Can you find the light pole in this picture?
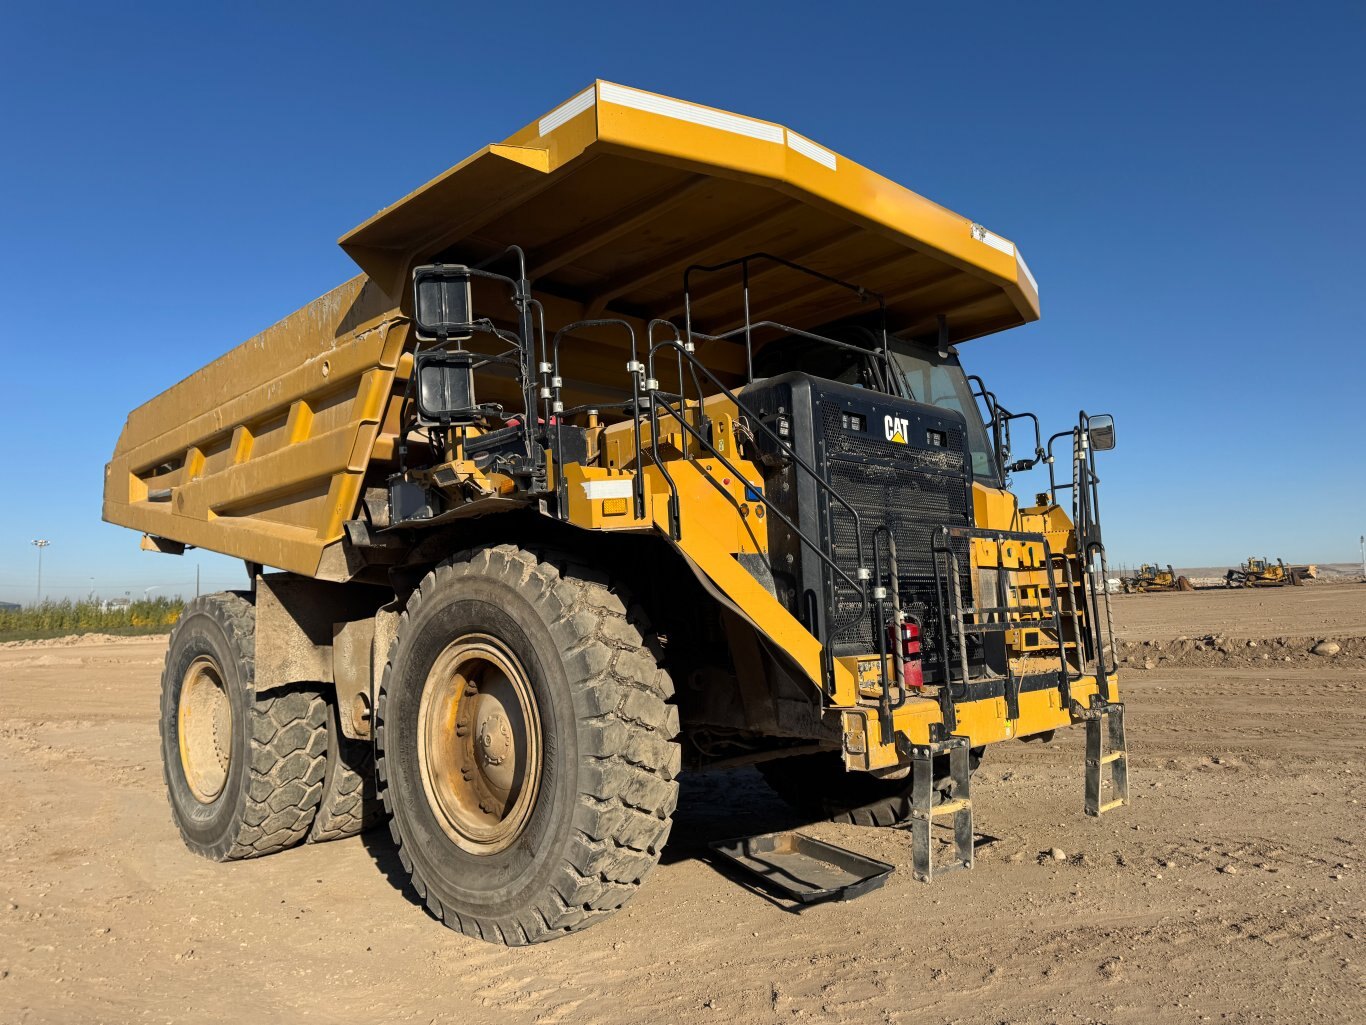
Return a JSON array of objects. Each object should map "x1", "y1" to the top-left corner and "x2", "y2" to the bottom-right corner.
[
  {"x1": 30, "y1": 539, "x2": 50, "y2": 603},
  {"x1": 1360, "y1": 534, "x2": 1365, "y2": 580}
]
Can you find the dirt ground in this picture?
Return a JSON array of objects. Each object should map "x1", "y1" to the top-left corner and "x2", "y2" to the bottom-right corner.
[{"x1": 2, "y1": 585, "x2": 1362, "y2": 1024}]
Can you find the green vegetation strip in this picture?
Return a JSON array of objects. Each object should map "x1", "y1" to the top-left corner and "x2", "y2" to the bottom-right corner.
[{"x1": 0, "y1": 597, "x2": 182, "y2": 643}]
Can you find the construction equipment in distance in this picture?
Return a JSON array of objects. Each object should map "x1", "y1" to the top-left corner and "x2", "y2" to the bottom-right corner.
[
  {"x1": 1122, "y1": 564, "x2": 1194, "y2": 593},
  {"x1": 1226, "y1": 557, "x2": 1304, "y2": 587},
  {"x1": 103, "y1": 81, "x2": 1127, "y2": 945}
]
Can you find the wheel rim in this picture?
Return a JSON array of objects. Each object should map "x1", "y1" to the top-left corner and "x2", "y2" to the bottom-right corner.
[
  {"x1": 417, "y1": 634, "x2": 543, "y2": 855},
  {"x1": 178, "y1": 655, "x2": 233, "y2": 803}
]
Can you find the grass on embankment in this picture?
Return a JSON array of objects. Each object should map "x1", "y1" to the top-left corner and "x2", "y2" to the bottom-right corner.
[{"x1": 0, "y1": 597, "x2": 182, "y2": 643}]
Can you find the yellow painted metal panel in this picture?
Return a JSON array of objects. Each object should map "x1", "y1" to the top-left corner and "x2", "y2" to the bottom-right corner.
[
  {"x1": 102, "y1": 276, "x2": 407, "y2": 577},
  {"x1": 339, "y1": 81, "x2": 1038, "y2": 344}
]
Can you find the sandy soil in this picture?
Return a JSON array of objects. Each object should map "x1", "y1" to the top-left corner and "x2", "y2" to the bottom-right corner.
[{"x1": 1, "y1": 586, "x2": 1362, "y2": 1024}]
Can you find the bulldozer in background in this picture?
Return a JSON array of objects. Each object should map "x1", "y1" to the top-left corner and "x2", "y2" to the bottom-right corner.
[
  {"x1": 102, "y1": 82, "x2": 1128, "y2": 944},
  {"x1": 1122, "y1": 563, "x2": 1194, "y2": 593},
  {"x1": 1226, "y1": 557, "x2": 1304, "y2": 587}
]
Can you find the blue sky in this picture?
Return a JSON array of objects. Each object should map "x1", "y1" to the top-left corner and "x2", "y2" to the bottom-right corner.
[{"x1": 1, "y1": 2, "x2": 1363, "y2": 602}]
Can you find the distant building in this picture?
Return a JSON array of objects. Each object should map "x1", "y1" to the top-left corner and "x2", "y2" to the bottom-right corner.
[
  {"x1": 101, "y1": 598, "x2": 132, "y2": 613},
  {"x1": 0, "y1": 601, "x2": 19, "y2": 612}
]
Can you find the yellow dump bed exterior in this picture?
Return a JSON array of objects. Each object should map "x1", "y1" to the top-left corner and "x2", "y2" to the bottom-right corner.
[
  {"x1": 343, "y1": 80, "x2": 1039, "y2": 344},
  {"x1": 105, "y1": 81, "x2": 1040, "y2": 577},
  {"x1": 103, "y1": 278, "x2": 406, "y2": 576}
]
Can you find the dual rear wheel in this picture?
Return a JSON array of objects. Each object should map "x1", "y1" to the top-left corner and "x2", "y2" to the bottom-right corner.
[
  {"x1": 160, "y1": 593, "x2": 380, "y2": 860},
  {"x1": 159, "y1": 547, "x2": 681, "y2": 946}
]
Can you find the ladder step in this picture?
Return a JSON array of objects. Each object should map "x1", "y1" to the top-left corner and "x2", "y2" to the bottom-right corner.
[
  {"x1": 1083, "y1": 700, "x2": 1130, "y2": 818},
  {"x1": 907, "y1": 735, "x2": 974, "y2": 882},
  {"x1": 930, "y1": 797, "x2": 970, "y2": 818}
]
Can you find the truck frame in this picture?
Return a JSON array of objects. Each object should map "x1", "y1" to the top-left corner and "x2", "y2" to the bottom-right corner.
[{"x1": 105, "y1": 81, "x2": 1126, "y2": 944}]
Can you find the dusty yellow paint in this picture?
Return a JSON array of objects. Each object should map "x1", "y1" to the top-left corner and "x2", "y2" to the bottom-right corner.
[
  {"x1": 102, "y1": 277, "x2": 408, "y2": 577},
  {"x1": 845, "y1": 673, "x2": 1119, "y2": 771},
  {"x1": 341, "y1": 81, "x2": 1038, "y2": 346}
]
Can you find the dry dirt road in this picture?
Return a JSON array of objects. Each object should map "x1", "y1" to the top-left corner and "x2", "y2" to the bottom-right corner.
[{"x1": 2, "y1": 586, "x2": 1363, "y2": 1024}]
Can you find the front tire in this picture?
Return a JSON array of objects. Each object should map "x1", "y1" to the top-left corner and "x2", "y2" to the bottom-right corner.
[
  {"x1": 375, "y1": 545, "x2": 680, "y2": 945},
  {"x1": 159, "y1": 592, "x2": 328, "y2": 861}
]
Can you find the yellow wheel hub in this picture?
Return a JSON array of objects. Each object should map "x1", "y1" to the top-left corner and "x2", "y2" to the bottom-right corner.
[
  {"x1": 178, "y1": 655, "x2": 233, "y2": 804},
  {"x1": 417, "y1": 635, "x2": 542, "y2": 855}
]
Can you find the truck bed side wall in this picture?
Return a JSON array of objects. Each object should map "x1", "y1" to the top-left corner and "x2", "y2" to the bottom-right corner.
[{"x1": 102, "y1": 276, "x2": 409, "y2": 577}]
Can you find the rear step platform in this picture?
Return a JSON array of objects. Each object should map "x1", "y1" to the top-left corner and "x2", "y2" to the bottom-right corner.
[
  {"x1": 1079, "y1": 699, "x2": 1130, "y2": 816},
  {"x1": 709, "y1": 831, "x2": 894, "y2": 904},
  {"x1": 906, "y1": 734, "x2": 975, "y2": 883}
]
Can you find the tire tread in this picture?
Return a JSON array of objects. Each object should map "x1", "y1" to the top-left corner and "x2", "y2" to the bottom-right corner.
[
  {"x1": 374, "y1": 544, "x2": 679, "y2": 945},
  {"x1": 160, "y1": 592, "x2": 327, "y2": 861}
]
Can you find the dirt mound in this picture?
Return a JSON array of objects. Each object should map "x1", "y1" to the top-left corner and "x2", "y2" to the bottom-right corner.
[
  {"x1": 1116, "y1": 633, "x2": 1366, "y2": 670},
  {"x1": 0, "y1": 632, "x2": 161, "y2": 650}
]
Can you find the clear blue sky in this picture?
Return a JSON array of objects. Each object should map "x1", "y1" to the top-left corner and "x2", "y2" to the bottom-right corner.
[{"x1": 2, "y1": 2, "x2": 1363, "y2": 602}]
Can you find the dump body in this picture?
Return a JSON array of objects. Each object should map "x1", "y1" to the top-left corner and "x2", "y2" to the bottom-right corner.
[
  {"x1": 106, "y1": 81, "x2": 1040, "y2": 577},
  {"x1": 103, "y1": 278, "x2": 406, "y2": 577}
]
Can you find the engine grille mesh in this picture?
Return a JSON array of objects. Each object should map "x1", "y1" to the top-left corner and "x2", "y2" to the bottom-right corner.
[{"x1": 820, "y1": 403, "x2": 972, "y2": 661}]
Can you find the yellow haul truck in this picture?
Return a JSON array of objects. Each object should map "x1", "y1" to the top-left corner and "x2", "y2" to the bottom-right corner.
[{"x1": 104, "y1": 82, "x2": 1127, "y2": 944}]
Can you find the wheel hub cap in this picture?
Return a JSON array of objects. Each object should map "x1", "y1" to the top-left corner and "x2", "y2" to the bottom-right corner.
[
  {"x1": 178, "y1": 656, "x2": 233, "y2": 804},
  {"x1": 417, "y1": 635, "x2": 542, "y2": 855}
]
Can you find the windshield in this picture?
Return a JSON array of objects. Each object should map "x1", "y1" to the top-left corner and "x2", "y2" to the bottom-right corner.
[
  {"x1": 751, "y1": 328, "x2": 999, "y2": 482},
  {"x1": 888, "y1": 342, "x2": 998, "y2": 481}
]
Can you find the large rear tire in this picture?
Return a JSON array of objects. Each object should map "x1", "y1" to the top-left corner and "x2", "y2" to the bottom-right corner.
[
  {"x1": 159, "y1": 592, "x2": 328, "y2": 861},
  {"x1": 308, "y1": 698, "x2": 382, "y2": 843},
  {"x1": 375, "y1": 545, "x2": 680, "y2": 945},
  {"x1": 758, "y1": 748, "x2": 981, "y2": 827}
]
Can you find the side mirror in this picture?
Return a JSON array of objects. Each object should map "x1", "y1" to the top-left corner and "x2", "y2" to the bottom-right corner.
[
  {"x1": 412, "y1": 264, "x2": 474, "y2": 341},
  {"x1": 414, "y1": 349, "x2": 478, "y2": 424},
  {"x1": 1088, "y1": 413, "x2": 1116, "y2": 451}
]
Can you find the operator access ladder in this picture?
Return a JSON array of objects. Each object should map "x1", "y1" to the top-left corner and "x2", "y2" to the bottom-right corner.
[
  {"x1": 903, "y1": 704, "x2": 1129, "y2": 883},
  {"x1": 1078, "y1": 696, "x2": 1129, "y2": 817},
  {"x1": 903, "y1": 733, "x2": 974, "y2": 883}
]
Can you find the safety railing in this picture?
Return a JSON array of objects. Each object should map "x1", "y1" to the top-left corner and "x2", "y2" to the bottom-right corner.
[
  {"x1": 930, "y1": 525, "x2": 1083, "y2": 732},
  {"x1": 642, "y1": 337, "x2": 882, "y2": 695},
  {"x1": 1046, "y1": 412, "x2": 1117, "y2": 699}
]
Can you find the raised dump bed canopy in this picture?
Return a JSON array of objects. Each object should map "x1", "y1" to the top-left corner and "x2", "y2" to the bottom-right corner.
[{"x1": 341, "y1": 81, "x2": 1039, "y2": 345}]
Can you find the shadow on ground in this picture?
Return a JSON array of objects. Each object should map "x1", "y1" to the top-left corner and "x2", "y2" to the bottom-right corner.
[{"x1": 357, "y1": 766, "x2": 809, "y2": 919}]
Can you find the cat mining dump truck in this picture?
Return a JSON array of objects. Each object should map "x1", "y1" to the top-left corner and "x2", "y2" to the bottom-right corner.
[{"x1": 104, "y1": 81, "x2": 1127, "y2": 944}]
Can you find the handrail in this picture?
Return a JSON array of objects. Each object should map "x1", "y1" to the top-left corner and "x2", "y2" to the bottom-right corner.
[
  {"x1": 931, "y1": 525, "x2": 1079, "y2": 724},
  {"x1": 644, "y1": 338, "x2": 875, "y2": 666},
  {"x1": 870, "y1": 525, "x2": 907, "y2": 743},
  {"x1": 687, "y1": 320, "x2": 896, "y2": 394},
  {"x1": 1039, "y1": 412, "x2": 1117, "y2": 689},
  {"x1": 548, "y1": 318, "x2": 647, "y2": 519},
  {"x1": 681, "y1": 252, "x2": 892, "y2": 387}
]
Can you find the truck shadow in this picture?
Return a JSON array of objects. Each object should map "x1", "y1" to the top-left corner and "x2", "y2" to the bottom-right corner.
[
  {"x1": 355, "y1": 766, "x2": 813, "y2": 916},
  {"x1": 661, "y1": 767, "x2": 807, "y2": 864}
]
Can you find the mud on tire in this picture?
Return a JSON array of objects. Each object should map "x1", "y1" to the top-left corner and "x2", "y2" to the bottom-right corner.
[
  {"x1": 159, "y1": 592, "x2": 327, "y2": 860},
  {"x1": 375, "y1": 544, "x2": 680, "y2": 945}
]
